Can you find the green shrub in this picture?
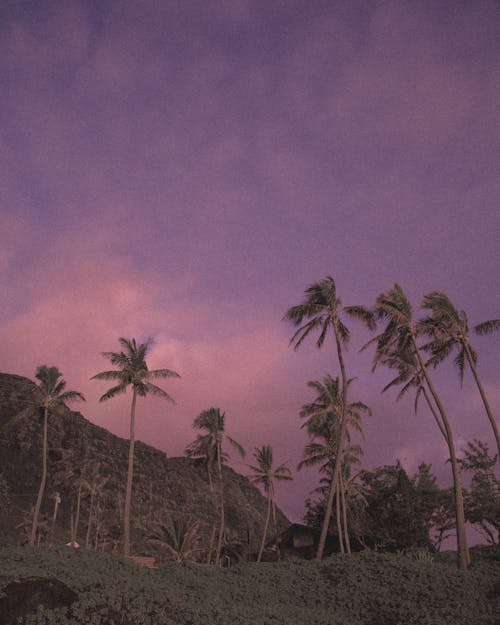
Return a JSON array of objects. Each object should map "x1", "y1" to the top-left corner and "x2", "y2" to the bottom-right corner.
[{"x1": 0, "y1": 545, "x2": 498, "y2": 624}]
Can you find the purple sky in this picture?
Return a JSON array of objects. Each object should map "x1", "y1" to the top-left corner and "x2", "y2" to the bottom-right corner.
[{"x1": 1, "y1": 1, "x2": 499, "y2": 535}]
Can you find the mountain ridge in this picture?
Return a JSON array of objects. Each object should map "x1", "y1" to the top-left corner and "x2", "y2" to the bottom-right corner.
[{"x1": 0, "y1": 372, "x2": 288, "y2": 557}]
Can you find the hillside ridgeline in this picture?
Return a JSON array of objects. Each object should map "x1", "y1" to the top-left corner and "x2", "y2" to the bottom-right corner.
[{"x1": 0, "y1": 373, "x2": 288, "y2": 558}]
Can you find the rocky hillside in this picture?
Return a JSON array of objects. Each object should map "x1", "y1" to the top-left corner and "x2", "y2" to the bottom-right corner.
[{"x1": 0, "y1": 373, "x2": 288, "y2": 558}]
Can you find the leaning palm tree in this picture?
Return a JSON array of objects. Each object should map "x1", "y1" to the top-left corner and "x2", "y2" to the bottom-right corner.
[
  {"x1": 248, "y1": 445, "x2": 292, "y2": 562},
  {"x1": 30, "y1": 365, "x2": 85, "y2": 546},
  {"x1": 299, "y1": 375, "x2": 369, "y2": 554},
  {"x1": 366, "y1": 284, "x2": 469, "y2": 570},
  {"x1": 186, "y1": 408, "x2": 244, "y2": 565},
  {"x1": 284, "y1": 276, "x2": 374, "y2": 559},
  {"x1": 379, "y1": 348, "x2": 449, "y2": 443},
  {"x1": 91, "y1": 337, "x2": 180, "y2": 556},
  {"x1": 420, "y1": 291, "x2": 500, "y2": 459}
]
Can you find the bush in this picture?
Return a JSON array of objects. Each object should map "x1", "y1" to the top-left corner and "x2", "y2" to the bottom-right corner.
[{"x1": 0, "y1": 545, "x2": 498, "y2": 624}]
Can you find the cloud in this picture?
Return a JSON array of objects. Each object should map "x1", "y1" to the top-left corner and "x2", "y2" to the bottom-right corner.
[{"x1": 1, "y1": 0, "x2": 499, "y2": 524}]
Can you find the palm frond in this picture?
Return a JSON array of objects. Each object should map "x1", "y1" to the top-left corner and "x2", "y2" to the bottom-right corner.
[
  {"x1": 226, "y1": 436, "x2": 245, "y2": 458},
  {"x1": 337, "y1": 320, "x2": 350, "y2": 348},
  {"x1": 289, "y1": 317, "x2": 323, "y2": 350},
  {"x1": 59, "y1": 390, "x2": 86, "y2": 403},
  {"x1": 98, "y1": 384, "x2": 128, "y2": 402},
  {"x1": 144, "y1": 383, "x2": 176, "y2": 403},
  {"x1": 316, "y1": 318, "x2": 330, "y2": 348},
  {"x1": 453, "y1": 348, "x2": 466, "y2": 386},
  {"x1": 90, "y1": 370, "x2": 125, "y2": 381},
  {"x1": 474, "y1": 319, "x2": 500, "y2": 335},
  {"x1": 149, "y1": 368, "x2": 181, "y2": 379},
  {"x1": 343, "y1": 305, "x2": 376, "y2": 331}
]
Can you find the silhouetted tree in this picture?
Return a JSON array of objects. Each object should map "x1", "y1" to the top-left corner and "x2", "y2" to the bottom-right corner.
[
  {"x1": 364, "y1": 285, "x2": 468, "y2": 569},
  {"x1": 284, "y1": 276, "x2": 374, "y2": 559},
  {"x1": 186, "y1": 407, "x2": 244, "y2": 565},
  {"x1": 91, "y1": 338, "x2": 179, "y2": 556},
  {"x1": 420, "y1": 291, "x2": 500, "y2": 459},
  {"x1": 30, "y1": 366, "x2": 85, "y2": 546},
  {"x1": 248, "y1": 445, "x2": 291, "y2": 562}
]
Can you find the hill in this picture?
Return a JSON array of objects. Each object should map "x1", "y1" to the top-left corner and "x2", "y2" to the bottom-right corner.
[{"x1": 0, "y1": 373, "x2": 288, "y2": 558}]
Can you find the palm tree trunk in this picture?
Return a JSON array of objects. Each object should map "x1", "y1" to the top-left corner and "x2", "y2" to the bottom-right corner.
[
  {"x1": 73, "y1": 483, "x2": 82, "y2": 544},
  {"x1": 206, "y1": 464, "x2": 216, "y2": 564},
  {"x1": 413, "y1": 338, "x2": 469, "y2": 570},
  {"x1": 30, "y1": 406, "x2": 48, "y2": 547},
  {"x1": 86, "y1": 489, "x2": 95, "y2": 548},
  {"x1": 317, "y1": 319, "x2": 348, "y2": 560},
  {"x1": 339, "y1": 472, "x2": 351, "y2": 554},
  {"x1": 463, "y1": 342, "x2": 500, "y2": 460},
  {"x1": 335, "y1": 477, "x2": 344, "y2": 554},
  {"x1": 206, "y1": 524, "x2": 216, "y2": 564},
  {"x1": 422, "y1": 387, "x2": 448, "y2": 442},
  {"x1": 215, "y1": 441, "x2": 224, "y2": 566},
  {"x1": 124, "y1": 388, "x2": 137, "y2": 556},
  {"x1": 94, "y1": 501, "x2": 101, "y2": 550},
  {"x1": 257, "y1": 491, "x2": 272, "y2": 562},
  {"x1": 50, "y1": 492, "x2": 60, "y2": 545}
]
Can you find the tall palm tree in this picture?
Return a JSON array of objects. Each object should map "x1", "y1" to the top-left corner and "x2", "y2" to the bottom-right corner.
[
  {"x1": 420, "y1": 291, "x2": 500, "y2": 459},
  {"x1": 30, "y1": 365, "x2": 85, "y2": 546},
  {"x1": 186, "y1": 408, "x2": 244, "y2": 565},
  {"x1": 298, "y1": 375, "x2": 369, "y2": 554},
  {"x1": 91, "y1": 337, "x2": 180, "y2": 556},
  {"x1": 366, "y1": 284, "x2": 469, "y2": 569},
  {"x1": 284, "y1": 276, "x2": 374, "y2": 559},
  {"x1": 248, "y1": 445, "x2": 292, "y2": 562}
]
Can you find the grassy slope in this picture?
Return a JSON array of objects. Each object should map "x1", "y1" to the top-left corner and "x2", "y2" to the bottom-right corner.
[{"x1": 1, "y1": 546, "x2": 499, "y2": 625}]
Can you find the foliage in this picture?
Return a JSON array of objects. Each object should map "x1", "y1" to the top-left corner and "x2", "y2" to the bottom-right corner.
[
  {"x1": 305, "y1": 462, "x2": 453, "y2": 553},
  {"x1": 0, "y1": 545, "x2": 498, "y2": 624},
  {"x1": 459, "y1": 440, "x2": 500, "y2": 545},
  {"x1": 143, "y1": 513, "x2": 203, "y2": 563}
]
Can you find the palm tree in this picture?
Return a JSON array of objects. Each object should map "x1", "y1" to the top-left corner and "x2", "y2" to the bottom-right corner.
[
  {"x1": 379, "y1": 349, "x2": 448, "y2": 443},
  {"x1": 71, "y1": 474, "x2": 89, "y2": 546},
  {"x1": 284, "y1": 276, "x2": 374, "y2": 559},
  {"x1": 420, "y1": 291, "x2": 500, "y2": 459},
  {"x1": 30, "y1": 366, "x2": 85, "y2": 546},
  {"x1": 85, "y1": 465, "x2": 108, "y2": 549},
  {"x1": 185, "y1": 424, "x2": 226, "y2": 563},
  {"x1": 308, "y1": 447, "x2": 365, "y2": 553},
  {"x1": 186, "y1": 408, "x2": 244, "y2": 565},
  {"x1": 298, "y1": 375, "x2": 369, "y2": 554},
  {"x1": 91, "y1": 337, "x2": 180, "y2": 556},
  {"x1": 49, "y1": 491, "x2": 61, "y2": 545},
  {"x1": 366, "y1": 284, "x2": 469, "y2": 569},
  {"x1": 248, "y1": 445, "x2": 292, "y2": 562},
  {"x1": 145, "y1": 514, "x2": 203, "y2": 563}
]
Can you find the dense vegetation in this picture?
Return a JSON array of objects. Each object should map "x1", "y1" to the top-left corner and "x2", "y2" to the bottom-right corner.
[{"x1": 0, "y1": 545, "x2": 498, "y2": 625}]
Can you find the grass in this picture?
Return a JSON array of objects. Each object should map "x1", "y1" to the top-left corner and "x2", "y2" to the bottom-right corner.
[{"x1": 0, "y1": 545, "x2": 498, "y2": 625}]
